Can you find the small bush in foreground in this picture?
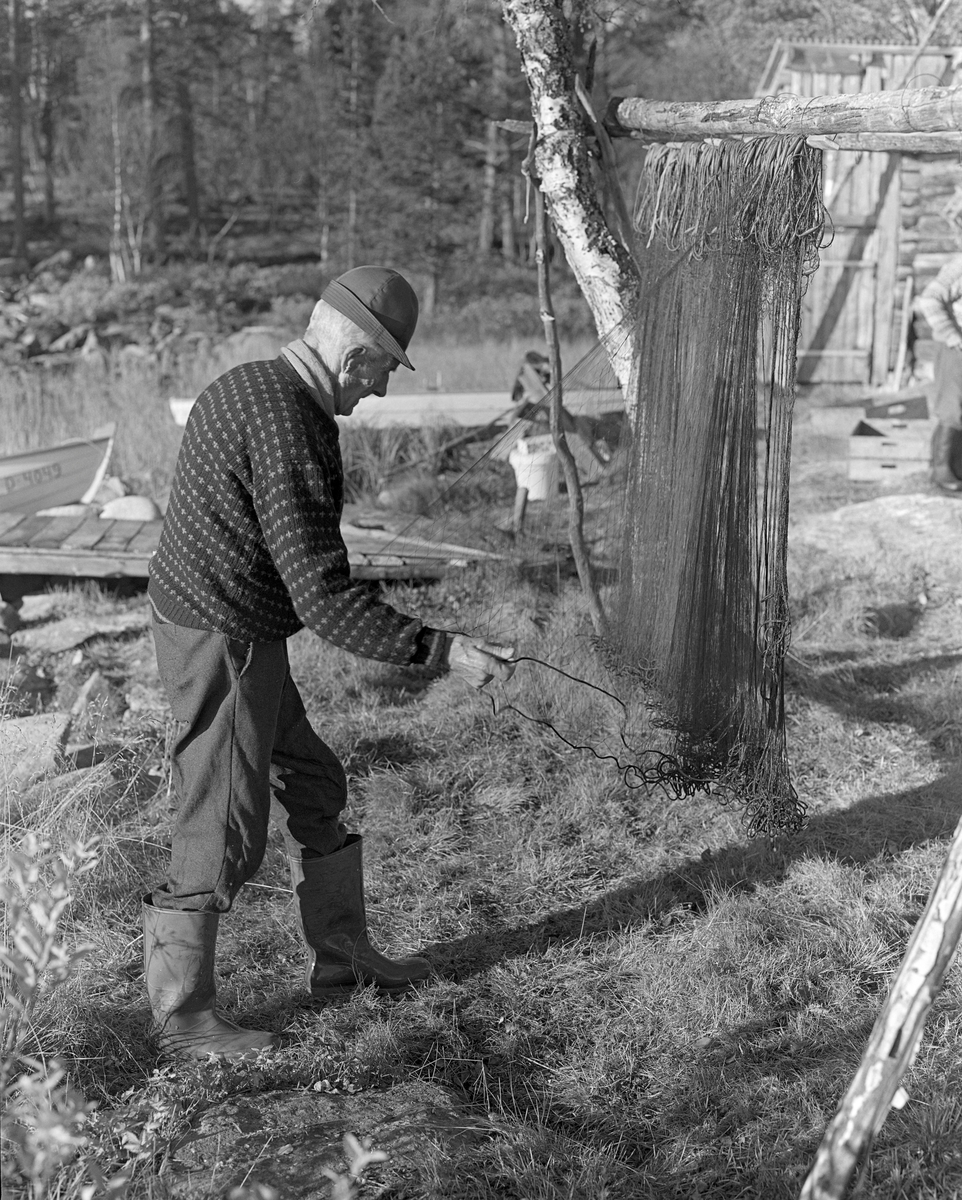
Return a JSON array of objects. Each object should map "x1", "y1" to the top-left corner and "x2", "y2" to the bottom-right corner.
[{"x1": 0, "y1": 835, "x2": 109, "y2": 1199}]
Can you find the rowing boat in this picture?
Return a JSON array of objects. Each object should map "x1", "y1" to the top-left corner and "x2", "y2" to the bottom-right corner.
[{"x1": 0, "y1": 425, "x2": 116, "y2": 515}]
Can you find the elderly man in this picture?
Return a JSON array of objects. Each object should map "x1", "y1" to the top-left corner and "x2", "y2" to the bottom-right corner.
[
  {"x1": 145, "y1": 266, "x2": 513, "y2": 1059},
  {"x1": 917, "y1": 252, "x2": 962, "y2": 494}
]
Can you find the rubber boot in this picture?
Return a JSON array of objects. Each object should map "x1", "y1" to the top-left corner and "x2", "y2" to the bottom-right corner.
[
  {"x1": 290, "y1": 835, "x2": 431, "y2": 999},
  {"x1": 142, "y1": 898, "x2": 276, "y2": 1059},
  {"x1": 931, "y1": 423, "x2": 962, "y2": 494}
]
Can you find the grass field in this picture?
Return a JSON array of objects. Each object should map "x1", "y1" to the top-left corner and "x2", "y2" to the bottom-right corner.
[
  {"x1": 2, "y1": 353, "x2": 961, "y2": 1199},
  {"x1": 0, "y1": 333, "x2": 593, "y2": 506}
]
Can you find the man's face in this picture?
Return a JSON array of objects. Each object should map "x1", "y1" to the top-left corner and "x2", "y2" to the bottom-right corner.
[{"x1": 336, "y1": 346, "x2": 399, "y2": 416}]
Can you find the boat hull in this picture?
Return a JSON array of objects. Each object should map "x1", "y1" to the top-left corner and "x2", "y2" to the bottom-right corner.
[{"x1": 0, "y1": 428, "x2": 115, "y2": 515}]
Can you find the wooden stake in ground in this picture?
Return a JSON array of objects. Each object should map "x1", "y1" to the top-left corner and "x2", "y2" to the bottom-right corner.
[
  {"x1": 800, "y1": 811, "x2": 962, "y2": 1200},
  {"x1": 534, "y1": 186, "x2": 608, "y2": 641}
]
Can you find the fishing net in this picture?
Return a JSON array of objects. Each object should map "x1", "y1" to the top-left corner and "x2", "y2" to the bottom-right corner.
[{"x1": 364, "y1": 135, "x2": 825, "y2": 838}]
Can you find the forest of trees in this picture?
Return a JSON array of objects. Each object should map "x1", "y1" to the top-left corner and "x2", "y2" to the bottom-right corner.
[{"x1": 2, "y1": 0, "x2": 960, "y2": 306}]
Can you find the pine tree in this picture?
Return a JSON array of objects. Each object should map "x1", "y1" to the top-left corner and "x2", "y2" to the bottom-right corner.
[{"x1": 370, "y1": 6, "x2": 488, "y2": 308}]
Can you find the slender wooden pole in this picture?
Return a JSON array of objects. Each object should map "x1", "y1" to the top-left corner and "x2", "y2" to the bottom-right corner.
[
  {"x1": 535, "y1": 187, "x2": 609, "y2": 641},
  {"x1": 607, "y1": 85, "x2": 962, "y2": 141},
  {"x1": 889, "y1": 275, "x2": 914, "y2": 391},
  {"x1": 888, "y1": 0, "x2": 957, "y2": 92},
  {"x1": 140, "y1": 0, "x2": 165, "y2": 260},
  {"x1": 502, "y1": 126, "x2": 962, "y2": 155},
  {"x1": 806, "y1": 132, "x2": 962, "y2": 153},
  {"x1": 9, "y1": 0, "x2": 28, "y2": 268},
  {"x1": 800, "y1": 811, "x2": 962, "y2": 1200},
  {"x1": 511, "y1": 486, "x2": 528, "y2": 537}
]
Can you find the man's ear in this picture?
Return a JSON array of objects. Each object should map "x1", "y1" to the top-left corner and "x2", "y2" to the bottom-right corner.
[{"x1": 341, "y1": 344, "x2": 369, "y2": 373}]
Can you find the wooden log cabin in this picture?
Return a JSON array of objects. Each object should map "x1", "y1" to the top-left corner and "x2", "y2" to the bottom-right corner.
[{"x1": 756, "y1": 40, "x2": 962, "y2": 388}]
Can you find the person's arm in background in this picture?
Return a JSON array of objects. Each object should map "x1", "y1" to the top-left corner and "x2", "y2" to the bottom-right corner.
[{"x1": 916, "y1": 255, "x2": 962, "y2": 349}]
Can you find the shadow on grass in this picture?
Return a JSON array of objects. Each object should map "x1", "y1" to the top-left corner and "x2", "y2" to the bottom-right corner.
[
  {"x1": 790, "y1": 647, "x2": 962, "y2": 694},
  {"x1": 425, "y1": 766, "x2": 962, "y2": 981},
  {"x1": 788, "y1": 651, "x2": 962, "y2": 756},
  {"x1": 789, "y1": 651, "x2": 962, "y2": 699},
  {"x1": 356, "y1": 664, "x2": 441, "y2": 705},
  {"x1": 342, "y1": 732, "x2": 429, "y2": 776}
]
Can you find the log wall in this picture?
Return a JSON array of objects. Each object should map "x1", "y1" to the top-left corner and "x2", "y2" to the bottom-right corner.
[{"x1": 758, "y1": 41, "x2": 962, "y2": 387}]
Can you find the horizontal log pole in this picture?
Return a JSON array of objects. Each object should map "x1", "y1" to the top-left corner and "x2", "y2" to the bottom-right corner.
[
  {"x1": 606, "y1": 86, "x2": 962, "y2": 140},
  {"x1": 762, "y1": 40, "x2": 962, "y2": 54},
  {"x1": 806, "y1": 132, "x2": 962, "y2": 153},
  {"x1": 503, "y1": 117, "x2": 961, "y2": 154}
]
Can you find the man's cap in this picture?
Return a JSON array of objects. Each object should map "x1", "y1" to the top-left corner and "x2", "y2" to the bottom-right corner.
[{"x1": 321, "y1": 266, "x2": 418, "y2": 370}]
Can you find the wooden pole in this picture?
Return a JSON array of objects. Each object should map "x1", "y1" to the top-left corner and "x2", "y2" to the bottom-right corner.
[
  {"x1": 806, "y1": 132, "x2": 962, "y2": 154},
  {"x1": 503, "y1": 126, "x2": 962, "y2": 155},
  {"x1": 8, "y1": 0, "x2": 28, "y2": 268},
  {"x1": 511, "y1": 486, "x2": 528, "y2": 537},
  {"x1": 607, "y1": 85, "x2": 962, "y2": 141},
  {"x1": 140, "y1": 0, "x2": 165, "y2": 260},
  {"x1": 888, "y1": 275, "x2": 914, "y2": 392},
  {"x1": 534, "y1": 187, "x2": 609, "y2": 641},
  {"x1": 800, "y1": 811, "x2": 962, "y2": 1200},
  {"x1": 888, "y1": 0, "x2": 957, "y2": 92}
]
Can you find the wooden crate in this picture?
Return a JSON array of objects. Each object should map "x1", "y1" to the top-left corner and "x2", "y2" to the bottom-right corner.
[{"x1": 847, "y1": 417, "x2": 934, "y2": 481}]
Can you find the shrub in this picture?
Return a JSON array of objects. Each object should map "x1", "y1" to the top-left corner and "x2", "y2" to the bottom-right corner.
[{"x1": 1, "y1": 835, "x2": 104, "y2": 1199}]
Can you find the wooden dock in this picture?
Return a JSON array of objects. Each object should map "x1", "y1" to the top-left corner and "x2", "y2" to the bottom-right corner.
[{"x1": 0, "y1": 511, "x2": 499, "y2": 601}]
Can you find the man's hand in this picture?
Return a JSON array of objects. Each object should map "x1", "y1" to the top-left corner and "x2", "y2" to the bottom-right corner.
[{"x1": 446, "y1": 634, "x2": 516, "y2": 689}]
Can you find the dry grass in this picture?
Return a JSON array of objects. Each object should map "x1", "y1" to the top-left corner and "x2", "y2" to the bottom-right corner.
[
  {"x1": 0, "y1": 334, "x2": 586, "y2": 510},
  {"x1": 2, "y1": 375, "x2": 962, "y2": 1198},
  {"x1": 387, "y1": 335, "x2": 596, "y2": 395},
  {"x1": 0, "y1": 359, "x2": 184, "y2": 503}
]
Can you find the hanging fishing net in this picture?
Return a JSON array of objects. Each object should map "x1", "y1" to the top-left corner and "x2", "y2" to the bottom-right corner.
[{"x1": 361, "y1": 135, "x2": 825, "y2": 839}]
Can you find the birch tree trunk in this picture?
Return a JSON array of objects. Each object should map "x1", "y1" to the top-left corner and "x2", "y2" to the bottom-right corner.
[
  {"x1": 501, "y1": 186, "x2": 516, "y2": 262},
  {"x1": 33, "y1": 0, "x2": 57, "y2": 228},
  {"x1": 345, "y1": 0, "x2": 361, "y2": 272},
  {"x1": 175, "y1": 78, "x2": 201, "y2": 252},
  {"x1": 478, "y1": 119, "x2": 500, "y2": 255},
  {"x1": 141, "y1": 0, "x2": 165, "y2": 262},
  {"x1": 499, "y1": 0, "x2": 638, "y2": 394},
  {"x1": 9, "y1": 0, "x2": 28, "y2": 268},
  {"x1": 110, "y1": 95, "x2": 128, "y2": 284},
  {"x1": 481, "y1": 17, "x2": 513, "y2": 259}
]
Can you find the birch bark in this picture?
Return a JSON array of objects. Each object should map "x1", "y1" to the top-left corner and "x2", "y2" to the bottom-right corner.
[
  {"x1": 499, "y1": 0, "x2": 639, "y2": 398},
  {"x1": 609, "y1": 86, "x2": 962, "y2": 141}
]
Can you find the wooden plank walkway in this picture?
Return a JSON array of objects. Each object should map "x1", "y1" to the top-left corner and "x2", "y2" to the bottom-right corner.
[{"x1": 0, "y1": 512, "x2": 498, "y2": 590}]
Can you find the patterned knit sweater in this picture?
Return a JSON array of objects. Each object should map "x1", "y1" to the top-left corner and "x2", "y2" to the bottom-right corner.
[
  {"x1": 148, "y1": 356, "x2": 450, "y2": 669},
  {"x1": 917, "y1": 254, "x2": 962, "y2": 348}
]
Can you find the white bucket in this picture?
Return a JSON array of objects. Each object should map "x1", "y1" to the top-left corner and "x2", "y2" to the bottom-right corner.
[
  {"x1": 169, "y1": 397, "x2": 196, "y2": 427},
  {"x1": 508, "y1": 435, "x2": 559, "y2": 501}
]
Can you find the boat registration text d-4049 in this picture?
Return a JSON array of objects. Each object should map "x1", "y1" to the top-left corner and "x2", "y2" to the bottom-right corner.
[{"x1": 3, "y1": 462, "x2": 62, "y2": 495}]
